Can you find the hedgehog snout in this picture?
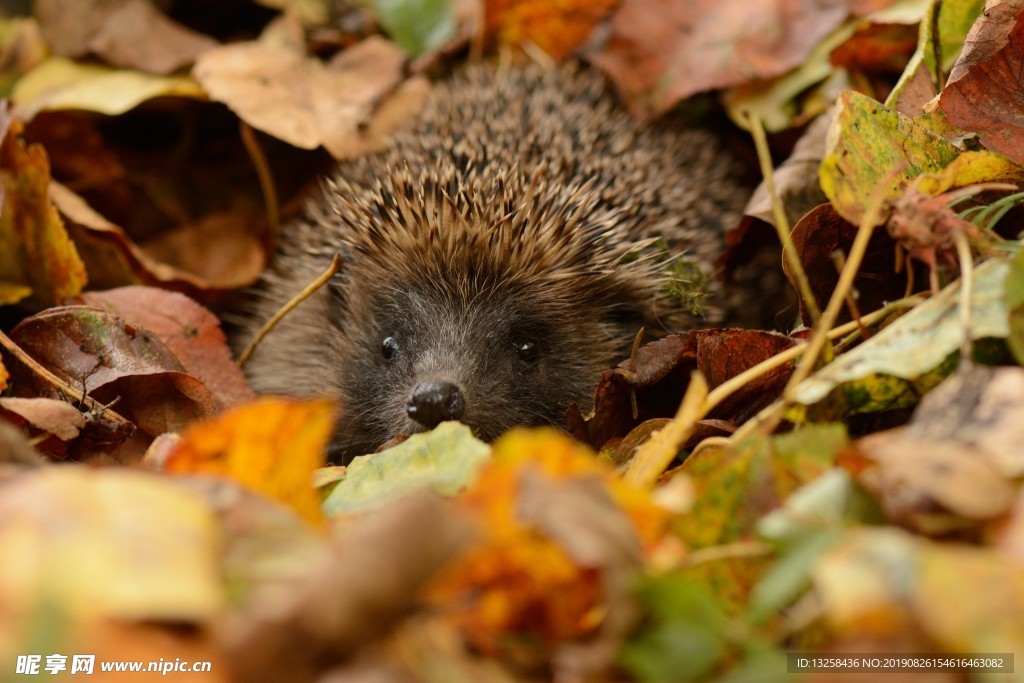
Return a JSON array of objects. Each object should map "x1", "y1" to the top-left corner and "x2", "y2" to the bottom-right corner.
[{"x1": 406, "y1": 379, "x2": 466, "y2": 429}]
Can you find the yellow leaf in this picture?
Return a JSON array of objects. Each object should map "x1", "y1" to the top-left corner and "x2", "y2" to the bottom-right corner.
[
  {"x1": 0, "y1": 117, "x2": 87, "y2": 308},
  {"x1": 164, "y1": 397, "x2": 335, "y2": 527},
  {"x1": 0, "y1": 467, "x2": 221, "y2": 622}
]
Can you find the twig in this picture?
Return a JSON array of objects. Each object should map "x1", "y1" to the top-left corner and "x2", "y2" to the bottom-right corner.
[
  {"x1": 831, "y1": 249, "x2": 870, "y2": 339},
  {"x1": 745, "y1": 112, "x2": 823, "y2": 327},
  {"x1": 953, "y1": 230, "x2": 974, "y2": 362},
  {"x1": 238, "y1": 253, "x2": 343, "y2": 367},
  {"x1": 240, "y1": 121, "x2": 280, "y2": 236},
  {"x1": 781, "y1": 168, "x2": 901, "y2": 407}
]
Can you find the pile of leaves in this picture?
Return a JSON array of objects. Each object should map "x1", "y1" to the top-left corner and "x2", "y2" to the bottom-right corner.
[{"x1": 1, "y1": 0, "x2": 1024, "y2": 681}]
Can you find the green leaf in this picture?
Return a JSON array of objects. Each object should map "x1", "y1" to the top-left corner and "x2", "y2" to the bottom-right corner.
[
  {"x1": 620, "y1": 575, "x2": 729, "y2": 683},
  {"x1": 321, "y1": 421, "x2": 490, "y2": 515},
  {"x1": 373, "y1": 0, "x2": 456, "y2": 57},
  {"x1": 788, "y1": 258, "x2": 1012, "y2": 418},
  {"x1": 1005, "y1": 248, "x2": 1024, "y2": 365}
]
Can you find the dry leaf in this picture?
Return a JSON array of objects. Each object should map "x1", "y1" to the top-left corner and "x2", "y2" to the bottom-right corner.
[
  {"x1": 193, "y1": 36, "x2": 428, "y2": 159},
  {"x1": 163, "y1": 398, "x2": 335, "y2": 527}
]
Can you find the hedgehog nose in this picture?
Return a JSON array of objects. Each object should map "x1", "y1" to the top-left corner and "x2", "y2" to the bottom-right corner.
[{"x1": 407, "y1": 380, "x2": 465, "y2": 428}]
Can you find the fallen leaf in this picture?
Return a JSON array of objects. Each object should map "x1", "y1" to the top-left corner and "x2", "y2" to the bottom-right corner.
[
  {"x1": 86, "y1": 0, "x2": 217, "y2": 75},
  {"x1": 322, "y1": 421, "x2": 491, "y2": 516},
  {"x1": 0, "y1": 396, "x2": 85, "y2": 440},
  {"x1": 138, "y1": 210, "x2": 265, "y2": 290},
  {"x1": 82, "y1": 286, "x2": 255, "y2": 409},
  {"x1": 788, "y1": 258, "x2": 1010, "y2": 417},
  {"x1": 0, "y1": 109, "x2": 87, "y2": 309},
  {"x1": 821, "y1": 90, "x2": 1024, "y2": 229},
  {"x1": 886, "y1": 0, "x2": 984, "y2": 115},
  {"x1": 193, "y1": 36, "x2": 428, "y2": 159},
  {"x1": 787, "y1": 203, "x2": 909, "y2": 323},
  {"x1": 938, "y1": 0, "x2": 1024, "y2": 165},
  {"x1": 11, "y1": 57, "x2": 206, "y2": 119},
  {"x1": 164, "y1": 398, "x2": 335, "y2": 527},
  {"x1": 50, "y1": 181, "x2": 256, "y2": 298},
  {"x1": 591, "y1": 0, "x2": 851, "y2": 119},
  {"x1": 484, "y1": 0, "x2": 617, "y2": 61},
  {"x1": 9, "y1": 305, "x2": 218, "y2": 441},
  {"x1": 223, "y1": 493, "x2": 471, "y2": 683},
  {"x1": 0, "y1": 466, "x2": 222, "y2": 621}
]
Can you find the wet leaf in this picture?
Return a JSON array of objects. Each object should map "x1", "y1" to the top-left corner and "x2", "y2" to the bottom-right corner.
[
  {"x1": 322, "y1": 421, "x2": 490, "y2": 516},
  {"x1": 164, "y1": 398, "x2": 335, "y2": 527}
]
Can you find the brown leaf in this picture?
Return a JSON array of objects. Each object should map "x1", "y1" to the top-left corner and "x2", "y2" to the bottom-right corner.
[
  {"x1": 9, "y1": 305, "x2": 217, "y2": 443},
  {"x1": 570, "y1": 330, "x2": 795, "y2": 452},
  {"x1": 788, "y1": 203, "x2": 910, "y2": 322},
  {"x1": 222, "y1": 494, "x2": 472, "y2": 683},
  {"x1": 0, "y1": 396, "x2": 85, "y2": 440},
  {"x1": 939, "y1": 0, "x2": 1024, "y2": 165},
  {"x1": 590, "y1": 0, "x2": 851, "y2": 119},
  {"x1": 51, "y1": 181, "x2": 262, "y2": 299},
  {"x1": 87, "y1": 0, "x2": 217, "y2": 74},
  {"x1": 34, "y1": 0, "x2": 216, "y2": 74},
  {"x1": 857, "y1": 366, "x2": 1024, "y2": 532},
  {"x1": 193, "y1": 36, "x2": 429, "y2": 159},
  {"x1": 82, "y1": 287, "x2": 254, "y2": 409}
]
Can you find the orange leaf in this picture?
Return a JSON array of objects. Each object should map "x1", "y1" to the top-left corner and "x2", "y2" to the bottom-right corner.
[
  {"x1": 484, "y1": 0, "x2": 618, "y2": 60},
  {"x1": 164, "y1": 398, "x2": 335, "y2": 527}
]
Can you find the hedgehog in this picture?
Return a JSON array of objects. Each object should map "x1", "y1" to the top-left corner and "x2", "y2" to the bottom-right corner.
[{"x1": 240, "y1": 63, "x2": 749, "y2": 461}]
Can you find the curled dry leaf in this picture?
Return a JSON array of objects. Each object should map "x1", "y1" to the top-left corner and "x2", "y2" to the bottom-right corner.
[{"x1": 193, "y1": 36, "x2": 429, "y2": 160}]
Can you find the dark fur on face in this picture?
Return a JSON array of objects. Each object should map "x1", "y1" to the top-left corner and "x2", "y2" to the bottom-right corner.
[{"x1": 239, "y1": 64, "x2": 746, "y2": 461}]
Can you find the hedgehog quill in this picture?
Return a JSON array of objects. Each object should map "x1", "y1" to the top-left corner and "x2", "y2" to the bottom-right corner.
[{"x1": 241, "y1": 64, "x2": 748, "y2": 461}]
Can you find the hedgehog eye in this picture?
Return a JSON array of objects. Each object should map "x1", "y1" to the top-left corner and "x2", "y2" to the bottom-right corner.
[
  {"x1": 514, "y1": 340, "x2": 539, "y2": 363},
  {"x1": 381, "y1": 336, "x2": 399, "y2": 360}
]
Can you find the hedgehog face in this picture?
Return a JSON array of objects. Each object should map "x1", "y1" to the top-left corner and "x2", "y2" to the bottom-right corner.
[{"x1": 326, "y1": 279, "x2": 617, "y2": 462}]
